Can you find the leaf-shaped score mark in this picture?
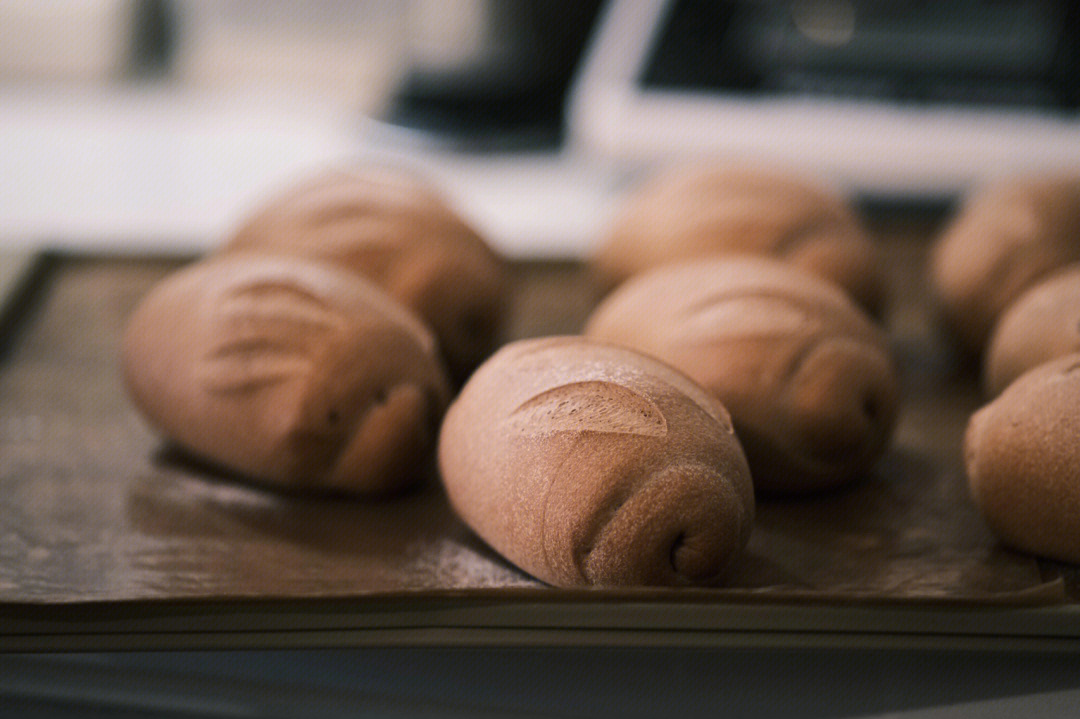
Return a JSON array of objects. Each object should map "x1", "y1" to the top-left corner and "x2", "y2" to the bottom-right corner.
[
  {"x1": 198, "y1": 338, "x2": 314, "y2": 394},
  {"x1": 676, "y1": 291, "x2": 818, "y2": 346},
  {"x1": 197, "y1": 279, "x2": 346, "y2": 395},
  {"x1": 505, "y1": 381, "x2": 668, "y2": 438},
  {"x1": 216, "y1": 280, "x2": 345, "y2": 330}
]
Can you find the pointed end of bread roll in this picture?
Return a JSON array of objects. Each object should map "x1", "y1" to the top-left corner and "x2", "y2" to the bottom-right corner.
[{"x1": 582, "y1": 463, "x2": 751, "y2": 586}]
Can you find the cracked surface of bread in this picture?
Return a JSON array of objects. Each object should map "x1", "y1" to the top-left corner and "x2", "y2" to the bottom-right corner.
[{"x1": 437, "y1": 337, "x2": 754, "y2": 587}]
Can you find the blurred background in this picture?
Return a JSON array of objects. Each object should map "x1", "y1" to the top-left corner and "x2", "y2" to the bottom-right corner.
[{"x1": 1, "y1": 0, "x2": 1078, "y2": 254}]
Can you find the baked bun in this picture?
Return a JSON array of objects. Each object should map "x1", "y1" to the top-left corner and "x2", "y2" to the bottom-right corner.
[
  {"x1": 222, "y1": 167, "x2": 509, "y2": 381},
  {"x1": 123, "y1": 255, "x2": 451, "y2": 495},
  {"x1": 965, "y1": 354, "x2": 1080, "y2": 564},
  {"x1": 438, "y1": 336, "x2": 754, "y2": 587},
  {"x1": 931, "y1": 173, "x2": 1080, "y2": 355},
  {"x1": 984, "y1": 264, "x2": 1080, "y2": 397},
  {"x1": 592, "y1": 163, "x2": 883, "y2": 314},
  {"x1": 585, "y1": 256, "x2": 899, "y2": 493}
]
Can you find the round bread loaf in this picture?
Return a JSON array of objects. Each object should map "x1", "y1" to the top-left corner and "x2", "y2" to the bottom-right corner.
[
  {"x1": 984, "y1": 265, "x2": 1080, "y2": 397},
  {"x1": 438, "y1": 336, "x2": 754, "y2": 587},
  {"x1": 221, "y1": 167, "x2": 509, "y2": 382},
  {"x1": 965, "y1": 354, "x2": 1080, "y2": 564},
  {"x1": 585, "y1": 257, "x2": 899, "y2": 493},
  {"x1": 931, "y1": 173, "x2": 1080, "y2": 355},
  {"x1": 592, "y1": 163, "x2": 883, "y2": 314},
  {"x1": 123, "y1": 255, "x2": 451, "y2": 495}
]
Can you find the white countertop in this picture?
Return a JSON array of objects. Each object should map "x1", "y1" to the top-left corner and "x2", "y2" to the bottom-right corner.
[{"x1": 0, "y1": 85, "x2": 618, "y2": 258}]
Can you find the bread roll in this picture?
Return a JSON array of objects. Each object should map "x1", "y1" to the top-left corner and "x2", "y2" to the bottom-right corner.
[
  {"x1": 222, "y1": 167, "x2": 509, "y2": 381},
  {"x1": 984, "y1": 265, "x2": 1080, "y2": 397},
  {"x1": 931, "y1": 173, "x2": 1080, "y2": 354},
  {"x1": 592, "y1": 163, "x2": 883, "y2": 314},
  {"x1": 965, "y1": 354, "x2": 1080, "y2": 564},
  {"x1": 585, "y1": 257, "x2": 899, "y2": 493},
  {"x1": 438, "y1": 336, "x2": 754, "y2": 587},
  {"x1": 123, "y1": 255, "x2": 451, "y2": 495}
]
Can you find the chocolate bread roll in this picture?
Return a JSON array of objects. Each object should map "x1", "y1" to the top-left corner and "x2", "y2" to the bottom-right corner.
[
  {"x1": 438, "y1": 336, "x2": 754, "y2": 587},
  {"x1": 965, "y1": 354, "x2": 1080, "y2": 564},
  {"x1": 984, "y1": 265, "x2": 1080, "y2": 397},
  {"x1": 123, "y1": 255, "x2": 451, "y2": 495},
  {"x1": 931, "y1": 173, "x2": 1080, "y2": 355},
  {"x1": 592, "y1": 163, "x2": 883, "y2": 314},
  {"x1": 222, "y1": 167, "x2": 509, "y2": 381},
  {"x1": 585, "y1": 257, "x2": 899, "y2": 493}
]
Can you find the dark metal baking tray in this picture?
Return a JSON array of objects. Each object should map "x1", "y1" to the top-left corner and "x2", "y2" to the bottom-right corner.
[{"x1": 2, "y1": 219, "x2": 1079, "y2": 651}]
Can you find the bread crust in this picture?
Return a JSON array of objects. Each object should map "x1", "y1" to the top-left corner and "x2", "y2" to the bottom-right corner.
[
  {"x1": 586, "y1": 256, "x2": 899, "y2": 493},
  {"x1": 122, "y1": 255, "x2": 451, "y2": 495},
  {"x1": 221, "y1": 167, "x2": 509, "y2": 381},
  {"x1": 984, "y1": 264, "x2": 1080, "y2": 397},
  {"x1": 965, "y1": 354, "x2": 1080, "y2": 564},
  {"x1": 592, "y1": 163, "x2": 883, "y2": 314},
  {"x1": 438, "y1": 336, "x2": 754, "y2": 587},
  {"x1": 931, "y1": 174, "x2": 1080, "y2": 355}
]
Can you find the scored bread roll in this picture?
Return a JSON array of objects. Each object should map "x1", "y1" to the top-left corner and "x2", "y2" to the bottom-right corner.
[
  {"x1": 221, "y1": 166, "x2": 509, "y2": 382},
  {"x1": 984, "y1": 265, "x2": 1080, "y2": 397},
  {"x1": 931, "y1": 173, "x2": 1080, "y2": 355},
  {"x1": 965, "y1": 354, "x2": 1080, "y2": 564},
  {"x1": 123, "y1": 255, "x2": 451, "y2": 495},
  {"x1": 592, "y1": 163, "x2": 884, "y2": 314},
  {"x1": 585, "y1": 256, "x2": 899, "y2": 493},
  {"x1": 438, "y1": 336, "x2": 754, "y2": 587}
]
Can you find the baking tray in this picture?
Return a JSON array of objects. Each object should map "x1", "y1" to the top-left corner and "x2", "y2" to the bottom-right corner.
[{"x1": 3, "y1": 219, "x2": 1080, "y2": 652}]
